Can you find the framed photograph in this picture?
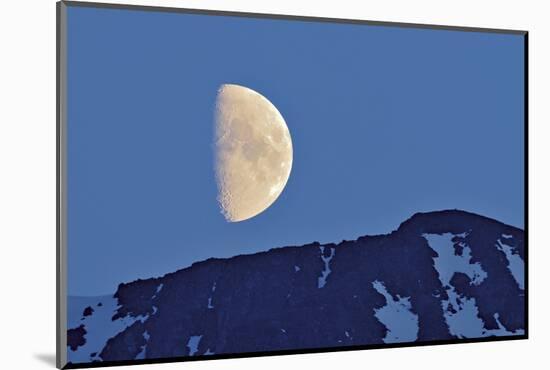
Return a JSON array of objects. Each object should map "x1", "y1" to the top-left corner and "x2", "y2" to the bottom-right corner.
[{"x1": 57, "y1": 1, "x2": 528, "y2": 368}]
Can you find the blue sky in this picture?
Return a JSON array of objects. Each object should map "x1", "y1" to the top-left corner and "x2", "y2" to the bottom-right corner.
[{"x1": 67, "y1": 6, "x2": 525, "y2": 296}]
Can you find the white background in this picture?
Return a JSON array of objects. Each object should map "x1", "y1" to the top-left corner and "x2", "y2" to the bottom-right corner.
[{"x1": 0, "y1": 0, "x2": 547, "y2": 369}]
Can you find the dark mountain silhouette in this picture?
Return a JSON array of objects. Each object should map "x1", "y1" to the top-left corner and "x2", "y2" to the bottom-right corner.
[{"x1": 66, "y1": 210, "x2": 525, "y2": 365}]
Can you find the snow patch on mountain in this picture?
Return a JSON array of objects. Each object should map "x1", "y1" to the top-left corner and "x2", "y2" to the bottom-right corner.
[
  {"x1": 67, "y1": 295, "x2": 150, "y2": 364},
  {"x1": 134, "y1": 331, "x2": 150, "y2": 360},
  {"x1": 423, "y1": 232, "x2": 490, "y2": 338},
  {"x1": 318, "y1": 246, "x2": 335, "y2": 288},
  {"x1": 372, "y1": 280, "x2": 419, "y2": 343},
  {"x1": 207, "y1": 282, "x2": 216, "y2": 309},
  {"x1": 422, "y1": 232, "x2": 522, "y2": 338},
  {"x1": 496, "y1": 236, "x2": 524, "y2": 290},
  {"x1": 483, "y1": 313, "x2": 524, "y2": 336},
  {"x1": 186, "y1": 335, "x2": 203, "y2": 356},
  {"x1": 423, "y1": 232, "x2": 487, "y2": 286}
]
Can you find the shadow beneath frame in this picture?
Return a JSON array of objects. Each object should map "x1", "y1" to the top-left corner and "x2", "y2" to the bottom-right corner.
[{"x1": 34, "y1": 353, "x2": 56, "y2": 367}]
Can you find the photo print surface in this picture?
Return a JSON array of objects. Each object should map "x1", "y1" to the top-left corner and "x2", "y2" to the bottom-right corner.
[{"x1": 58, "y1": 2, "x2": 527, "y2": 368}]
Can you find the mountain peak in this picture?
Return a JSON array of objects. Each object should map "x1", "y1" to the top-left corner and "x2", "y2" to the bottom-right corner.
[{"x1": 397, "y1": 209, "x2": 523, "y2": 235}]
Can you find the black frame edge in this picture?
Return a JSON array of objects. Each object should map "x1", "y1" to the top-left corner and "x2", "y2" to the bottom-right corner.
[
  {"x1": 523, "y1": 32, "x2": 530, "y2": 339},
  {"x1": 63, "y1": 334, "x2": 528, "y2": 369},
  {"x1": 61, "y1": 0, "x2": 527, "y2": 35},
  {"x1": 57, "y1": 1, "x2": 69, "y2": 369}
]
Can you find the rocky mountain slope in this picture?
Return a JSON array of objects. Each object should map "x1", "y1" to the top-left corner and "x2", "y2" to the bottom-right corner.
[{"x1": 67, "y1": 210, "x2": 526, "y2": 365}]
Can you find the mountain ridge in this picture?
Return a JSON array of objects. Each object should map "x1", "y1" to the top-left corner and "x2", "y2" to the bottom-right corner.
[
  {"x1": 121, "y1": 209, "x2": 524, "y2": 287},
  {"x1": 67, "y1": 209, "x2": 526, "y2": 365}
]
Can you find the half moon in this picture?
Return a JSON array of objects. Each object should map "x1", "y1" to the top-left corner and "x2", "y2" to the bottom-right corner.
[{"x1": 214, "y1": 84, "x2": 293, "y2": 222}]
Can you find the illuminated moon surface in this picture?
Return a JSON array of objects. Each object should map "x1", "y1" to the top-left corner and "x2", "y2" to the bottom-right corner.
[{"x1": 214, "y1": 84, "x2": 293, "y2": 222}]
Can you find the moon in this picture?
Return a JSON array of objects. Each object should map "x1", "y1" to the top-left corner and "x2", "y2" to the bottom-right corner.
[{"x1": 214, "y1": 84, "x2": 293, "y2": 222}]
